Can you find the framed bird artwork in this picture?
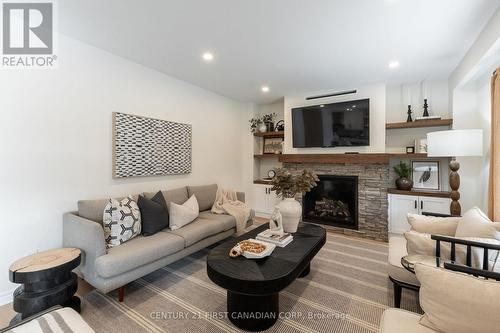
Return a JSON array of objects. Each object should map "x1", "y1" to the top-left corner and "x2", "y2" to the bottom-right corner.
[{"x1": 412, "y1": 161, "x2": 440, "y2": 190}]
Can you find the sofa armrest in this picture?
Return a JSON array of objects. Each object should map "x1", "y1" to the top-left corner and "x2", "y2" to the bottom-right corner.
[
  {"x1": 236, "y1": 191, "x2": 245, "y2": 203},
  {"x1": 63, "y1": 212, "x2": 106, "y2": 278}
]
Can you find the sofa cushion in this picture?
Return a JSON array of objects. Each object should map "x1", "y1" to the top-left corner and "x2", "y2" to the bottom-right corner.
[
  {"x1": 407, "y1": 213, "x2": 459, "y2": 236},
  {"x1": 102, "y1": 197, "x2": 141, "y2": 248},
  {"x1": 187, "y1": 184, "x2": 218, "y2": 211},
  {"x1": 166, "y1": 217, "x2": 227, "y2": 247},
  {"x1": 380, "y1": 309, "x2": 435, "y2": 333},
  {"x1": 78, "y1": 195, "x2": 139, "y2": 223},
  {"x1": 144, "y1": 187, "x2": 189, "y2": 210},
  {"x1": 95, "y1": 232, "x2": 184, "y2": 278},
  {"x1": 416, "y1": 263, "x2": 500, "y2": 333},
  {"x1": 388, "y1": 236, "x2": 420, "y2": 286},
  {"x1": 199, "y1": 211, "x2": 236, "y2": 230},
  {"x1": 169, "y1": 195, "x2": 199, "y2": 230},
  {"x1": 455, "y1": 207, "x2": 500, "y2": 239},
  {"x1": 138, "y1": 191, "x2": 169, "y2": 236}
]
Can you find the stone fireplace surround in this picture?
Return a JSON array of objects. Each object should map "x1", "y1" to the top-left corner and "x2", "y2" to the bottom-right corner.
[{"x1": 284, "y1": 162, "x2": 389, "y2": 242}]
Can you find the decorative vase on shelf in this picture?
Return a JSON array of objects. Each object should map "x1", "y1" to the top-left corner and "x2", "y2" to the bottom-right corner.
[
  {"x1": 258, "y1": 124, "x2": 267, "y2": 133},
  {"x1": 395, "y1": 178, "x2": 413, "y2": 191},
  {"x1": 265, "y1": 122, "x2": 274, "y2": 132},
  {"x1": 277, "y1": 197, "x2": 302, "y2": 233}
]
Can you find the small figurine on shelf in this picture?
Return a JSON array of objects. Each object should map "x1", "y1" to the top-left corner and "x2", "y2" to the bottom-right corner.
[
  {"x1": 406, "y1": 105, "x2": 413, "y2": 122},
  {"x1": 422, "y1": 99, "x2": 430, "y2": 117},
  {"x1": 268, "y1": 208, "x2": 284, "y2": 236}
]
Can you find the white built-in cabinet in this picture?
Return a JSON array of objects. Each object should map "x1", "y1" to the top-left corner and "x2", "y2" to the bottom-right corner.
[
  {"x1": 253, "y1": 185, "x2": 281, "y2": 217},
  {"x1": 388, "y1": 194, "x2": 451, "y2": 234}
]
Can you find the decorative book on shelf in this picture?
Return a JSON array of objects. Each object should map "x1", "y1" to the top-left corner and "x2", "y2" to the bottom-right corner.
[{"x1": 256, "y1": 230, "x2": 293, "y2": 247}]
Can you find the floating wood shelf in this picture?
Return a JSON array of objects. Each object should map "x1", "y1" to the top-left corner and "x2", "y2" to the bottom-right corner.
[
  {"x1": 388, "y1": 188, "x2": 451, "y2": 198},
  {"x1": 253, "y1": 131, "x2": 284, "y2": 138},
  {"x1": 254, "y1": 154, "x2": 281, "y2": 159},
  {"x1": 388, "y1": 153, "x2": 428, "y2": 158},
  {"x1": 386, "y1": 118, "x2": 453, "y2": 129},
  {"x1": 254, "y1": 179, "x2": 273, "y2": 185}
]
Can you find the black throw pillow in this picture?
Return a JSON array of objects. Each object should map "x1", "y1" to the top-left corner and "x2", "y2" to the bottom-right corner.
[{"x1": 138, "y1": 191, "x2": 169, "y2": 236}]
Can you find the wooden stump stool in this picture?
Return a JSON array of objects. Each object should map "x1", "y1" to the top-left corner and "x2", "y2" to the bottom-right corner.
[{"x1": 9, "y1": 248, "x2": 81, "y2": 325}]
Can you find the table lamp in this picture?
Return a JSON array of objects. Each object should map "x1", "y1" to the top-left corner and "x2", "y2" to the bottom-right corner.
[{"x1": 427, "y1": 129, "x2": 483, "y2": 216}]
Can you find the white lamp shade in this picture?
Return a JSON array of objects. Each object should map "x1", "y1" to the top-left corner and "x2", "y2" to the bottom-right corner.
[{"x1": 427, "y1": 129, "x2": 483, "y2": 157}]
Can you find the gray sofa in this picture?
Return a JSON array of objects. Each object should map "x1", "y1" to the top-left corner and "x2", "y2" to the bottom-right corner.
[{"x1": 63, "y1": 184, "x2": 254, "y2": 297}]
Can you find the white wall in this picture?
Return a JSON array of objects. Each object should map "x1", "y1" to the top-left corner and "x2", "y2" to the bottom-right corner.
[
  {"x1": 283, "y1": 84, "x2": 386, "y2": 154},
  {"x1": 452, "y1": 73, "x2": 496, "y2": 212},
  {"x1": 385, "y1": 80, "x2": 451, "y2": 153},
  {"x1": 256, "y1": 99, "x2": 285, "y2": 122},
  {"x1": 448, "y1": 6, "x2": 500, "y2": 213},
  {"x1": 0, "y1": 35, "x2": 253, "y2": 301}
]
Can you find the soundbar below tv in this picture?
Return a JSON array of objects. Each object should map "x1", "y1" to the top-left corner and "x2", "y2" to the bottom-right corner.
[{"x1": 292, "y1": 98, "x2": 370, "y2": 148}]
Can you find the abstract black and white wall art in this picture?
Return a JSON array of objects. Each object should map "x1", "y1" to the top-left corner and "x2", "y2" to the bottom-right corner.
[{"x1": 113, "y1": 112, "x2": 192, "y2": 178}]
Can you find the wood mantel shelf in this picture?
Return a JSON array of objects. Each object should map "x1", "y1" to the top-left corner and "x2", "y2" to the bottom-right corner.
[
  {"x1": 279, "y1": 153, "x2": 391, "y2": 164},
  {"x1": 278, "y1": 153, "x2": 434, "y2": 164},
  {"x1": 386, "y1": 118, "x2": 453, "y2": 129},
  {"x1": 388, "y1": 188, "x2": 451, "y2": 198}
]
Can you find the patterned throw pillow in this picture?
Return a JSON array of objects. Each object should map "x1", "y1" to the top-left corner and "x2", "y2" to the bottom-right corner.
[{"x1": 103, "y1": 196, "x2": 141, "y2": 248}]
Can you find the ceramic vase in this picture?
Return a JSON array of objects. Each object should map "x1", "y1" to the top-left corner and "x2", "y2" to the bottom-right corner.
[
  {"x1": 258, "y1": 124, "x2": 267, "y2": 133},
  {"x1": 395, "y1": 178, "x2": 413, "y2": 190},
  {"x1": 277, "y1": 197, "x2": 302, "y2": 233}
]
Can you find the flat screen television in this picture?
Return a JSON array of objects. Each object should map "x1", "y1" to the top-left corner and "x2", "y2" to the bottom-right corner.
[{"x1": 292, "y1": 98, "x2": 370, "y2": 148}]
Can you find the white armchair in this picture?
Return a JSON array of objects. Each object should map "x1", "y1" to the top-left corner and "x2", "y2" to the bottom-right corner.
[{"x1": 381, "y1": 262, "x2": 500, "y2": 333}]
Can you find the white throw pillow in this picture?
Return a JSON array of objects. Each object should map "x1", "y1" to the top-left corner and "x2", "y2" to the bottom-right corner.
[
  {"x1": 416, "y1": 263, "x2": 500, "y2": 333},
  {"x1": 407, "y1": 213, "x2": 460, "y2": 236},
  {"x1": 102, "y1": 196, "x2": 141, "y2": 248},
  {"x1": 169, "y1": 195, "x2": 199, "y2": 230},
  {"x1": 455, "y1": 207, "x2": 500, "y2": 239}
]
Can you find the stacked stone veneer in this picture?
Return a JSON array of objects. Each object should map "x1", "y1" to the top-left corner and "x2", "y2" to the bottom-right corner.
[{"x1": 284, "y1": 163, "x2": 390, "y2": 242}]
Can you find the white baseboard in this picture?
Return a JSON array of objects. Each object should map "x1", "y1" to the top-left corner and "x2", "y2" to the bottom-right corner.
[{"x1": 0, "y1": 289, "x2": 15, "y2": 307}]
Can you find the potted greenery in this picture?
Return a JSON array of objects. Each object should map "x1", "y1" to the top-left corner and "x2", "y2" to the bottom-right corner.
[
  {"x1": 262, "y1": 113, "x2": 277, "y2": 132},
  {"x1": 249, "y1": 117, "x2": 266, "y2": 133},
  {"x1": 393, "y1": 161, "x2": 413, "y2": 190},
  {"x1": 271, "y1": 168, "x2": 319, "y2": 232}
]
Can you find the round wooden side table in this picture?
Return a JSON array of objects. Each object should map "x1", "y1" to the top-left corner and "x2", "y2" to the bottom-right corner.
[{"x1": 9, "y1": 248, "x2": 81, "y2": 325}]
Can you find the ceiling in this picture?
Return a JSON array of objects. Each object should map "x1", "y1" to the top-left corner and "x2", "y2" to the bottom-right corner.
[{"x1": 58, "y1": 0, "x2": 500, "y2": 104}]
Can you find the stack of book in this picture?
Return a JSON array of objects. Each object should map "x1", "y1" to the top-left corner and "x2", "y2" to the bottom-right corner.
[{"x1": 256, "y1": 230, "x2": 293, "y2": 247}]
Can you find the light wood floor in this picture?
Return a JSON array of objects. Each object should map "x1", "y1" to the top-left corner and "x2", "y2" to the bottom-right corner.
[{"x1": 0, "y1": 217, "x2": 386, "y2": 329}]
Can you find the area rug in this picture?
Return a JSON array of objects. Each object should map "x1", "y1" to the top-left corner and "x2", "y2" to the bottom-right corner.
[{"x1": 80, "y1": 233, "x2": 420, "y2": 333}]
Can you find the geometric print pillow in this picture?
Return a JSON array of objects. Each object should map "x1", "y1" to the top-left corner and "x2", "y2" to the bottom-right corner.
[{"x1": 102, "y1": 196, "x2": 141, "y2": 248}]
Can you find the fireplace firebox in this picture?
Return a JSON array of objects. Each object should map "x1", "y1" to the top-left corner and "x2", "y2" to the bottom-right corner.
[{"x1": 302, "y1": 175, "x2": 358, "y2": 230}]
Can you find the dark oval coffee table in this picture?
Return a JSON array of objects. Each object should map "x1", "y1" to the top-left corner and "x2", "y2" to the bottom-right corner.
[{"x1": 207, "y1": 222, "x2": 326, "y2": 331}]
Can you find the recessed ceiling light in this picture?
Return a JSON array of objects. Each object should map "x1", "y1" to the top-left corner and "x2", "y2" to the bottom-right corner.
[
  {"x1": 320, "y1": 105, "x2": 325, "y2": 108},
  {"x1": 202, "y1": 52, "x2": 214, "y2": 61},
  {"x1": 388, "y1": 61, "x2": 400, "y2": 69},
  {"x1": 352, "y1": 105, "x2": 356, "y2": 108},
  {"x1": 261, "y1": 86, "x2": 270, "y2": 93}
]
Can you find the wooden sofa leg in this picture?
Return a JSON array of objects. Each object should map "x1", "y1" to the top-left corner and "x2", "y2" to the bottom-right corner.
[
  {"x1": 393, "y1": 283, "x2": 402, "y2": 308},
  {"x1": 118, "y1": 286, "x2": 125, "y2": 302}
]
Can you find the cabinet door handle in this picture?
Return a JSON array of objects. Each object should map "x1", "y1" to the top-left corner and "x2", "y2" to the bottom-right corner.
[
  {"x1": 421, "y1": 201, "x2": 423, "y2": 210},
  {"x1": 265, "y1": 188, "x2": 268, "y2": 194},
  {"x1": 414, "y1": 200, "x2": 417, "y2": 209}
]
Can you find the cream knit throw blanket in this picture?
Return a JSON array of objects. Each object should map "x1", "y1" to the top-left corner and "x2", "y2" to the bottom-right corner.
[{"x1": 212, "y1": 188, "x2": 251, "y2": 236}]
